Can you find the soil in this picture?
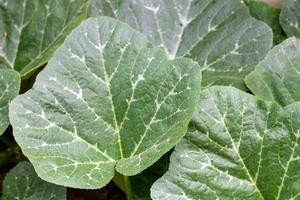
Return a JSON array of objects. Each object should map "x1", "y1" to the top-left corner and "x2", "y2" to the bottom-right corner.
[{"x1": 68, "y1": 183, "x2": 126, "y2": 200}]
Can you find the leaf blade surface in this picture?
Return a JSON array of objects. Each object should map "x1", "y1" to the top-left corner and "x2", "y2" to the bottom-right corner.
[
  {"x1": 3, "y1": 161, "x2": 66, "y2": 200},
  {"x1": 0, "y1": 0, "x2": 89, "y2": 77},
  {"x1": 280, "y1": 0, "x2": 300, "y2": 38},
  {"x1": 245, "y1": 37, "x2": 300, "y2": 106},
  {"x1": 151, "y1": 86, "x2": 300, "y2": 200},
  {"x1": 0, "y1": 69, "x2": 20, "y2": 136},
  {"x1": 9, "y1": 17, "x2": 201, "y2": 189},
  {"x1": 89, "y1": 0, "x2": 273, "y2": 89}
]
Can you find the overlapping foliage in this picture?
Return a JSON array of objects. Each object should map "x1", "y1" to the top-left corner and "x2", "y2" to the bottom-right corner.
[
  {"x1": 151, "y1": 86, "x2": 300, "y2": 200},
  {"x1": 89, "y1": 0, "x2": 273, "y2": 89},
  {"x1": 1, "y1": 0, "x2": 300, "y2": 200},
  {"x1": 0, "y1": 0, "x2": 89, "y2": 77},
  {"x1": 3, "y1": 162, "x2": 66, "y2": 200},
  {"x1": 9, "y1": 17, "x2": 201, "y2": 189}
]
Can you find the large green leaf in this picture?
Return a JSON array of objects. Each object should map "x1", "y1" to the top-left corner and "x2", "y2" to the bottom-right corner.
[
  {"x1": 9, "y1": 17, "x2": 201, "y2": 189},
  {"x1": 151, "y1": 86, "x2": 300, "y2": 200},
  {"x1": 0, "y1": 69, "x2": 20, "y2": 136},
  {"x1": 89, "y1": 0, "x2": 273, "y2": 89},
  {"x1": 2, "y1": 161, "x2": 66, "y2": 200},
  {"x1": 245, "y1": 37, "x2": 300, "y2": 106},
  {"x1": 244, "y1": 0, "x2": 286, "y2": 45},
  {"x1": 280, "y1": 0, "x2": 300, "y2": 38},
  {"x1": 0, "y1": 0, "x2": 89, "y2": 77}
]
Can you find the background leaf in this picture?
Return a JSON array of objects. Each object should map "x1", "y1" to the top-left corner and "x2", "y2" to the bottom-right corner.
[
  {"x1": 245, "y1": 37, "x2": 300, "y2": 106},
  {"x1": 280, "y1": 0, "x2": 300, "y2": 38},
  {"x1": 0, "y1": 69, "x2": 20, "y2": 136},
  {"x1": 89, "y1": 0, "x2": 273, "y2": 89},
  {"x1": 9, "y1": 17, "x2": 201, "y2": 189},
  {"x1": 113, "y1": 151, "x2": 170, "y2": 200},
  {"x1": 0, "y1": 0, "x2": 89, "y2": 77},
  {"x1": 2, "y1": 161, "x2": 66, "y2": 200},
  {"x1": 151, "y1": 86, "x2": 300, "y2": 200},
  {"x1": 244, "y1": 0, "x2": 286, "y2": 45}
]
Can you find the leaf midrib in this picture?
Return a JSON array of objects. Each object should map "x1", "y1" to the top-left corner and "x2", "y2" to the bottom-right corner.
[
  {"x1": 275, "y1": 130, "x2": 299, "y2": 199},
  {"x1": 211, "y1": 94, "x2": 265, "y2": 199}
]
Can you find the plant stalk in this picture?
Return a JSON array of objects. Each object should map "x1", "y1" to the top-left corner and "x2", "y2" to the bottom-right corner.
[{"x1": 124, "y1": 175, "x2": 132, "y2": 200}]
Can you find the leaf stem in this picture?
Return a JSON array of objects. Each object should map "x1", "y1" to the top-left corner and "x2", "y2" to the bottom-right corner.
[{"x1": 124, "y1": 175, "x2": 132, "y2": 200}]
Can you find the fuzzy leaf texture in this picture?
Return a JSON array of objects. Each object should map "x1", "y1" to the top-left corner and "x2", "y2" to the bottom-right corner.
[
  {"x1": 0, "y1": 0, "x2": 89, "y2": 77},
  {"x1": 151, "y1": 86, "x2": 300, "y2": 200},
  {"x1": 280, "y1": 0, "x2": 300, "y2": 38},
  {"x1": 0, "y1": 69, "x2": 20, "y2": 136},
  {"x1": 245, "y1": 37, "x2": 300, "y2": 106},
  {"x1": 2, "y1": 161, "x2": 66, "y2": 200},
  {"x1": 89, "y1": 0, "x2": 273, "y2": 89},
  {"x1": 9, "y1": 17, "x2": 202, "y2": 189}
]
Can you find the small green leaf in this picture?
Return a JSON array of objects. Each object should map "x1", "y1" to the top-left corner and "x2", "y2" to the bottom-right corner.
[
  {"x1": 0, "y1": 69, "x2": 20, "y2": 136},
  {"x1": 245, "y1": 37, "x2": 300, "y2": 106},
  {"x1": 244, "y1": 0, "x2": 287, "y2": 45},
  {"x1": 89, "y1": 0, "x2": 273, "y2": 89},
  {"x1": 0, "y1": 0, "x2": 89, "y2": 77},
  {"x1": 280, "y1": 0, "x2": 300, "y2": 38},
  {"x1": 151, "y1": 86, "x2": 300, "y2": 200},
  {"x1": 3, "y1": 161, "x2": 66, "y2": 200},
  {"x1": 9, "y1": 17, "x2": 201, "y2": 189}
]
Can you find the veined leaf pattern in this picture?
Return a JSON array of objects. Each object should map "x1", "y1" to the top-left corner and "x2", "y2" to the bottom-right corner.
[
  {"x1": 89, "y1": 0, "x2": 273, "y2": 89},
  {"x1": 3, "y1": 162, "x2": 66, "y2": 200},
  {"x1": 151, "y1": 86, "x2": 300, "y2": 200},
  {"x1": 0, "y1": 0, "x2": 89, "y2": 77},
  {"x1": 0, "y1": 69, "x2": 20, "y2": 136},
  {"x1": 280, "y1": 0, "x2": 300, "y2": 38},
  {"x1": 245, "y1": 37, "x2": 300, "y2": 106},
  {"x1": 9, "y1": 17, "x2": 201, "y2": 189}
]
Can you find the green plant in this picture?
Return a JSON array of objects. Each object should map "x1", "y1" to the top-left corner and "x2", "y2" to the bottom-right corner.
[
  {"x1": 1, "y1": 0, "x2": 300, "y2": 200},
  {"x1": 151, "y1": 86, "x2": 300, "y2": 199}
]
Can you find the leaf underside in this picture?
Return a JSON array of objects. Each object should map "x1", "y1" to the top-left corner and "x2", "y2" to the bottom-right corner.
[
  {"x1": 0, "y1": 69, "x2": 20, "y2": 136},
  {"x1": 151, "y1": 86, "x2": 300, "y2": 200},
  {"x1": 245, "y1": 37, "x2": 300, "y2": 106},
  {"x1": 3, "y1": 161, "x2": 66, "y2": 200},
  {"x1": 0, "y1": 0, "x2": 89, "y2": 77},
  {"x1": 89, "y1": 0, "x2": 272, "y2": 89},
  {"x1": 9, "y1": 17, "x2": 201, "y2": 189}
]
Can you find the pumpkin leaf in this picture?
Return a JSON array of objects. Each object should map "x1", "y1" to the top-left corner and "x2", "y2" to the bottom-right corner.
[
  {"x1": 245, "y1": 37, "x2": 300, "y2": 106},
  {"x1": 151, "y1": 86, "x2": 300, "y2": 200},
  {"x1": 0, "y1": 69, "x2": 20, "y2": 136},
  {"x1": 2, "y1": 161, "x2": 66, "y2": 200},
  {"x1": 0, "y1": 0, "x2": 89, "y2": 77},
  {"x1": 280, "y1": 0, "x2": 300, "y2": 38},
  {"x1": 9, "y1": 17, "x2": 201, "y2": 189},
  {"x1": 89, "y1": 0, "x2": 273, "y2": 89},
  {"x1": 244, "y1": 0, "x2": 286, "y2": 45}
]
